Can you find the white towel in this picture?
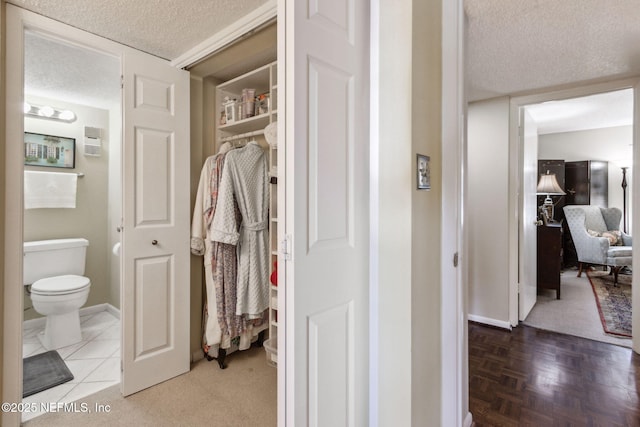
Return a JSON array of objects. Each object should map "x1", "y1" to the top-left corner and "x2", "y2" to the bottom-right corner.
[{"x1": 24, "y1": 171, "x2": 78, "y2": 209}]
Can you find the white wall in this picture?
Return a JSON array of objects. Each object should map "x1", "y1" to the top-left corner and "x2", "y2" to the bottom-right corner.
[
  {"x1": 375, "y1": 2, "x2": 450, "y2": 424},
  {"x1": 375, "y1": 0, "x2": 414, "y2": 424},
  {"x1": 107, "y1": 102, "x2": 121, "y2": 309},
  {"x1": 539, "y1": 125, "x2": 633, "y2": 233},
  {"x1": 411, "y1": 0, "x2": 442, "y2": 424},
  {"x1": 467, "y1": 98, "x2": 511, "y2": 325}
]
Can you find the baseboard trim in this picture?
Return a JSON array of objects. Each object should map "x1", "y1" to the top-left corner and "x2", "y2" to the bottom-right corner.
[
  {"x1": 23, "y1": 303, "x2": 121, "y2": 330},
  {"x1": 192, "y1": 349, "x2": 205, "y2": 363},
  {"x1": 468, "y1": 314, "x2": 512, "y2": 330},
  {"x1": 105, "y1": 303, "x2": 121, "y2": 320}
]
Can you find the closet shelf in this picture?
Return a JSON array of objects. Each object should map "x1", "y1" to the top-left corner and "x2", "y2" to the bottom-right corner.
[
  {"x1": 218, "y1": 62, "x2": 272, "y2": 95},
  {"x1": 215, "y1": 61, "x2": 279, "y2": 366},
  {"x1": 220, "y1": 129, "x2": 265, "y2": 143},
  {"x1": 219, "y1": 113, "x2": 270, "y2": 134}
]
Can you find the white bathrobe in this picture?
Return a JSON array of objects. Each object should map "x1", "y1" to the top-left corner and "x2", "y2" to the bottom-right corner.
[
  {"x1": 191, "y1": 154, "x2": 224, "y2": 349},
  {"x1": 211, "y1": 141, "x2": 270, "y2": 319}
]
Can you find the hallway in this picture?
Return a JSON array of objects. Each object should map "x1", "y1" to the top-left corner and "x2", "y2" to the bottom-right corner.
[{"x1": 469, "y1": 322, "x2": 640, "y2": 426}]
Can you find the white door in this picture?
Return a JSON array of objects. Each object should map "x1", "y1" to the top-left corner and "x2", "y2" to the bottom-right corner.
[
  {"x1": 281, "y1": 0, "x2": 370, "y2": 425},
  {"x1": 519, "y1": 108, "x2": 539, "y2": 321},
  {"x1": 121, "y1": 52, "x2": 191, "y2": 395}
]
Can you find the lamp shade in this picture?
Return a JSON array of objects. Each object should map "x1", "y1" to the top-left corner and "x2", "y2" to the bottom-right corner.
[{"x1": 536, "y1": 172, "x2": 565, "y2": 195}]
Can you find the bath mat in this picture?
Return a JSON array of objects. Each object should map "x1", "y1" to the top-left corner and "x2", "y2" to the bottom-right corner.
[
  {"x1": 23, "y1": 350, "x2": 74, "y2": 398},
  {"x1": 586, "y1": 270, "x2": 632, "y2": 338}
]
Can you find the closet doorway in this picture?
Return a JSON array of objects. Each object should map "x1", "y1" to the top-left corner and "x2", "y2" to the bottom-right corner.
[{"x1": 186, "y1": 19, "x2": 279, "y2": 374}]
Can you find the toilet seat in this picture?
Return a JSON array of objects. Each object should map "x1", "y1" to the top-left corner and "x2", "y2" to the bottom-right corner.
[{"x1": 31, "y1": 274, "x2": 90, "y2": 296}]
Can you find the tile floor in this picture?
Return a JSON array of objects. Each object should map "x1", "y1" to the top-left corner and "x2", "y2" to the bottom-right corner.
[{"x1": 21, "y1": 309, "x2": 121, "y2": 423}]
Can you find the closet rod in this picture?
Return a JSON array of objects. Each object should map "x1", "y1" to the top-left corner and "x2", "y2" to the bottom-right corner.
[{"x1": 219, "y1": 129, "x2": 264, "y2": 142}]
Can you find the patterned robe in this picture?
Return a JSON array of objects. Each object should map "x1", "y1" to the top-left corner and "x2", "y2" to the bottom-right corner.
[
  {"x1": 211, "y1": 141, "x2": 270, "y2": 319},
  {"x1": 191, "y1": 151, "x2": 266, "y2": 355}
]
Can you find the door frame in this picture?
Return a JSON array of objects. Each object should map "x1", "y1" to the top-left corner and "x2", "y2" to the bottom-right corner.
[
  {"x1": 441, "y1": 0, "x2": 469, "y2": 424},
  {"x1": 508, "y1": 78, "x2": 639, "y2": 339},
  {"x1": 517, "y1": 108, "x2": 539, "y2": 321},
  {"x1": 4, "y1": 7, "x2": 123, "y2": 424}
]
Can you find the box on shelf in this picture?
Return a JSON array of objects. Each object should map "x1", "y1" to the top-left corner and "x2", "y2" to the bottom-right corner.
[{"x1": 264, "y1": 337, "x2": 277, "y2": 367}]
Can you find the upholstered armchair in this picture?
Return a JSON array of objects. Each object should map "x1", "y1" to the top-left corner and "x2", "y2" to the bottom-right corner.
[{"x1": 563, "y1": 205, "x2": 632, "y2": 284}]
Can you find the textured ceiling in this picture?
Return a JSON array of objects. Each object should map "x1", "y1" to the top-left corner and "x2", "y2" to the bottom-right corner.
[
  {"x1": 25, "y1": 31, "x2": 120, "y2": 109},
  {"x1": 465, "y1": 0, "x2": 640, "y2": 102},
  {"x1": 13, "y1": 1, "x2": 640, "y2": 133},
  {"x1": 9, "y1": 0, "x2": 269, "y2": 60},
  {"x1": 465, "y1": 0, "x2": 639, "y2": 133}
]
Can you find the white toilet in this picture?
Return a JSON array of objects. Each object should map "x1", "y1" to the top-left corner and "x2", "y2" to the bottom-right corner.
[{"x1": 23, "y1": 238, "x2": 91, "y2": 350}]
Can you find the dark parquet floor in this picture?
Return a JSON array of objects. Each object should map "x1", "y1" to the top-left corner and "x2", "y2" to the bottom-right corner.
[{"x1": 469, "y1": 322, "x2": 640, "y2": 426}]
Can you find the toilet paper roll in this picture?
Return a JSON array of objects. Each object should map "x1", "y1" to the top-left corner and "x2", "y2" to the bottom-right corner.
[{"x1": 112, "y1": 242, "x2": 121, "y2": 256}]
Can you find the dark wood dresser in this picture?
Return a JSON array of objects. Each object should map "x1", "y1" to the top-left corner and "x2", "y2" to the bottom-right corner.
[{"x1": 537, "y1": 222, "x2": 563, "y2": 299}]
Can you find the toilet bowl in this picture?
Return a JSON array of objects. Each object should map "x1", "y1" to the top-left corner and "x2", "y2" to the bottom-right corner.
[
  {"x1": 23, "y1": 238, "x2": 91, "y2": 350},
  {"x1": 30, "y1": 275, "x2": 91, "y2": 349}
]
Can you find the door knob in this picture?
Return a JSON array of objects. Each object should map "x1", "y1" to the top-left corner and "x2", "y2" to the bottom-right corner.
[{"x1": 152, "y1": 240, "x2": 158, "y2": 245}]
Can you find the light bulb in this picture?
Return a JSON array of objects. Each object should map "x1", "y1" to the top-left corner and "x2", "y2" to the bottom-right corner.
[
  {"x1": 58, "y1": 110, "x2": 75, "y2": 121},
  {"x1": 39, "y1": 106, "x2": 54, "y2": 117}
]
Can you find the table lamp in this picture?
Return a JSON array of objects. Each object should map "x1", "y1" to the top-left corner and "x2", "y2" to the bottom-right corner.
[{"x1": 536, "y1": 170, "x2": 565, "y2": 223}]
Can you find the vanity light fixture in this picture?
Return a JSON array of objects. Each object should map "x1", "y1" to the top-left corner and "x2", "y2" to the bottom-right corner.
[{"x1": 24, "y1": 102, "x2": 76, "y2": 123}]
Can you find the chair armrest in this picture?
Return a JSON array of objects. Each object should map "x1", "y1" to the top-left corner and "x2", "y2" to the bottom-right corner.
[
  {"x1": 621, "y1": 232, "x2": 632, "y2": 246},
  {"x1": 572, "y1": 229, "x2": 610, "y2": 264}
]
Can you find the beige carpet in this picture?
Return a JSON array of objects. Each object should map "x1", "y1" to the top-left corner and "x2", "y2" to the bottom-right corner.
[
  {"x1": 23, "y1": 346, "x2": 277, "y2": 426},
  {"x1": 523, "y1": 268, "x2": 632, "y2": 348}
]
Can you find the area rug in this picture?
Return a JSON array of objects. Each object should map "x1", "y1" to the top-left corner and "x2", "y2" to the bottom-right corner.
[
  {"x1": 23, "y1": 350, "x2": 74, "y2": 398},
  {"x1": 586, "y1": 270, "x2": 632, "y2": 338}
]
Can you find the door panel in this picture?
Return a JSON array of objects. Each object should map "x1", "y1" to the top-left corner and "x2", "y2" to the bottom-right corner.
[
  {"x1": 284, "y1": 0, "x2": 369, "y2": 425},
  {"x1": 122, "y1": 51, "x2": 190, "y2": 396},
  {"x1": 135, "y1": 128, "x2": 172, "y2": 224},
  {"x1": 308, "y1": 58, "x2": 353, "y2": 250}
]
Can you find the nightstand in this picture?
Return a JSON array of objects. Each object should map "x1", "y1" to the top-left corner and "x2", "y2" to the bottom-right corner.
[{"x1": 537, "y1": 222, "x2": 563, "y2": 299}]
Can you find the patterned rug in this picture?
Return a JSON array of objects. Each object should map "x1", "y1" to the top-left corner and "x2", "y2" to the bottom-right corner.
[{"x1": 586, "y1": 270, "x2": 632, "y2": 338}]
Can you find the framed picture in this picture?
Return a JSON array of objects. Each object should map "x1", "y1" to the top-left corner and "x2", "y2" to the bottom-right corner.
[
  {"x1": 224, "y1": 100, "x2": 236, "y2": 124},
  {"x1": 417, "y1": 153, "x2": 431, "y2": 190},
  {"x1": 24, "y1": 132, "x2": 76, "y2": 169}
]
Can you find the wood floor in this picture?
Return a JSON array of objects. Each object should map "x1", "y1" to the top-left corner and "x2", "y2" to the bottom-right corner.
[{"x1": 469, "y1": 322, "x2": 640, "y2": 426}]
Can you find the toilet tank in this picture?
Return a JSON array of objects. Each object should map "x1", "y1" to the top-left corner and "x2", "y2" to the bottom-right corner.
[{"x1": 23, "y1": 238, "x2": 89, "y2": 285}]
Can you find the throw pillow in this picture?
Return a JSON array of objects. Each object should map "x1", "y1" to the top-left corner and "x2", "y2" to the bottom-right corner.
[
  {"x1": 602, "y1": 230, "x2": 623, "y2": 246},
  {"x1": 587, "y1": 229, "x2": 601, "y2": 238},
  {"x1": 587, "y1": 229, "x2": 623, "y2": 245}
]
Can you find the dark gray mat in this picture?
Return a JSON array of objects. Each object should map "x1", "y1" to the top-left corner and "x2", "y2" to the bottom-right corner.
[{"x1": 23, "y1": 350, "x2": 74, "y2": 398}]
